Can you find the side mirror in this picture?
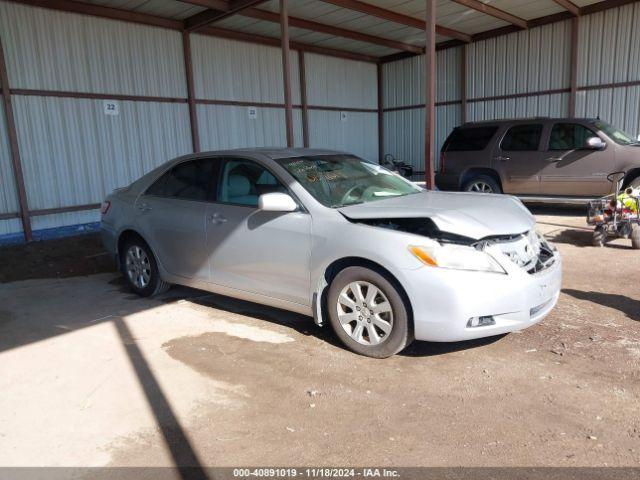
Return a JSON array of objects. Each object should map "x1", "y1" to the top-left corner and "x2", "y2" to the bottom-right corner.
[
  {"x1": 586, "y1": 136, "x2": 606, "y2": 150},
  {"x1": 258, "y1": 192, "x2": 298, "y2": 212}
]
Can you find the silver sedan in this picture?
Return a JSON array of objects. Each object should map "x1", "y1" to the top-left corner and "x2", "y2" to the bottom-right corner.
[{"x1": 101, "y1": 148, "x2": 561, "y2": 358}]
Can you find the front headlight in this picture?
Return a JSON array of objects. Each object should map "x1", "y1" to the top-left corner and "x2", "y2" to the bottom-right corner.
[{"x1": 409, "y1": 243, "x2": 506, "y2": 274}]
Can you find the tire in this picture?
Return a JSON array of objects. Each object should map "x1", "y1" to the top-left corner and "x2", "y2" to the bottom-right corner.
[
  {"x1": 631, "y1": 225, "x2": 640, "y2": 250},
  {"x1": 327, "y1": 266, "x2": 413, "y2": 358},
  {"x1": 120, "y1": 237, "x2": 170, "y2": 297},
  {"x1": 462, "y1": 175, "x2": 502, "y2": 194},
  {"x1": 592, "y1": 226, "x2": 606, "y2": 247}
]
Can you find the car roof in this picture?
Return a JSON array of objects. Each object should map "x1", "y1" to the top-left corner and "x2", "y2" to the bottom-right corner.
[
  {"x1": 460, "y1": 117, "x2": 598, "y2": 127},
  {"x1": 184, "y1": 147, "x2": 348, "y2": 161}
]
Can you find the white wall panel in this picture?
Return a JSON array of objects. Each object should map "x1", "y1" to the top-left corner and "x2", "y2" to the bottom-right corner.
[
  {"x1": 308, "y1": 111, "x2": 377, "y2": 162},
  {"x1": 192, "y1": 35, "x2": 300, "y2": 104},
  {"x1": 0, "y1": 218, "x2": 22, "y2": 236},
  {"x1": 305, "y1": 54, "x2": 377, "y2": 109},
  {"x1": 468, "y1": 20, "x2": 571, "y2": 98},
  {"x1": 466, "y1": 93, "x2": 570, "y2": 122},
  {"x1": 576, "y1": 87, "x2": 640, "y2": 139},
  {"x1": 383, "y1": 105, "x2": 460, "y2": 172},
  {"x1": 13, "y1": 96, "x2": 192, "y2": 211},
  {"x1": 383, "y1": 47, "x2": 462, "y2": 109},
  {"x1": 0, "y1": 2, "x2": 186, "y2": 97},
  {"x1": 197, "y1": 105, "x2": 303, "y2": 151},
  {"x1": 579, "y1": 3, "x2": 640, "y2": 87}
]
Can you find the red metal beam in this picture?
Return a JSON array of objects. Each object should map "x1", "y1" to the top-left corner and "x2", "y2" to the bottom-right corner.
[
  {"x1": 280, "y1": 0, "x2": 294, "y2": 148},
  {"x1": 461, "y1": 44, "x2": 467, "y2": 124},
  {"x1": 449, "y1": 0, "x2": 528, "y2": 29},
  {"x1": 242, "y1": 8, "x2": 424, "y2": 54},
  {"x1": 319, "y1": 0, "x2": 471, "y2": 42},
  {"x1": 424, "y1": 0, "x2": 436, "y2": 190},
  {"x1": 182, "y1": 31, "x2": 200, "y2": 153},
  {"x1": 0, "y1": 35, "x2": 32, "y2": 241},
  {"x1": 199, "y1": 25, "x2": 379, "y2": 63},
  {"x1": 184, "y1": 0, "x2": 268, "y2": 32},
  {"x1": 552, "y1": 0, "x2": 580, "y2": 16},
  {"x1": 298, "y1": 51, "x2": 310, "y2": 148},
  {"x1": 12, "y1": 0, "x2": 182, "y2": 30}
]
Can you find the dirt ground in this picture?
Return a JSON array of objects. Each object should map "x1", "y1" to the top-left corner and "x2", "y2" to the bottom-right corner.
[{"x1": 0, "y1": 208, "x2": 638, "y2": 468}]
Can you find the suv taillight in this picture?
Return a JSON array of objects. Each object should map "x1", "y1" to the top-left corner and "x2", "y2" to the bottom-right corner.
[{"x1": 100, "y1": 200, "x2": 111, "y2": 215}]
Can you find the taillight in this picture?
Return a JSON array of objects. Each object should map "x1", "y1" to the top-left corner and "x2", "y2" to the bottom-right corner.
[
  {"x1": 439, "y1": 152, "x2": 446, "y2": 173},
  {"x1": 100, "y1": 200, "x2": 111, "y2": 215}
]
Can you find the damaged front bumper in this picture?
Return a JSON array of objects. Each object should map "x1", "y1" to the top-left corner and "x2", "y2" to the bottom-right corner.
[{"x1": 400, "y1": 246, "x2": 562, "y2": 342}]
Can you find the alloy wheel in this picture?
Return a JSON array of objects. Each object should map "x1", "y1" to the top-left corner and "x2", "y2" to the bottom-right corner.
[
  {"x1": 467, "y1": 181, "x2": 494, "y2": 193},
  {"x1": 336, "y1": 281, "x2": 394, "y2": 346},
  {"x1": 125, "y1": 245, "x2": 151, "y2": 289}
]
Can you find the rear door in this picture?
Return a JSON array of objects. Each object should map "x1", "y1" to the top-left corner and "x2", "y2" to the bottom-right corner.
[
  {"x1": 493, "y1": 123, "x2": 545, "y2": 194},
  {"x1": 134, "y1": 158, "x2": 217, "y2": 281},
  {"x1": 538, "y1": 122, "x2": 612, "y2": 196}
]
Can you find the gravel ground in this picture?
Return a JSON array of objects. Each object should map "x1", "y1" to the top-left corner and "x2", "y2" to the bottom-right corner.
[{"x1": 0, "y1": 210, "x2": 638, "y2": 468}]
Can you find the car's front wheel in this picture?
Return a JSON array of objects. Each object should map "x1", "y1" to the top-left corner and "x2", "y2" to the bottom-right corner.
[
  {"x1": 120, "y1": 237, "x2": 170, "y2": 297},
  {"x1": 327, "y1": 266, "x2": 413, "y2": 358}
]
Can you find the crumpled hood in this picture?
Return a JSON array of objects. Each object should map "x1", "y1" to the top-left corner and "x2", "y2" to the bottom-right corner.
[{"x1": 338, "y1": 190, "x2": 535, "y2": 240}]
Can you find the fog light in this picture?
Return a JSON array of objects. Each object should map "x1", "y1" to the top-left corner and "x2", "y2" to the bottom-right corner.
[{"x1": 467, "y1": 315, "x2": 496, "y2": 328}]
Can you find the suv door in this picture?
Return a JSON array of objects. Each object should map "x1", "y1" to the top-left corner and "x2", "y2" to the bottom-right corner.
[
  {"x1": 205, "y1": 157, "x2": 312, "y2": 306},
  {"x1": 493, "y1": 123, "x2": 545, "y2": 194},
  {"x1": 134, "y1": 158, "x2": 217, "y2": 280},
  {"x1": 538, "y1": 122, "x2": 612, "y2": 196}
]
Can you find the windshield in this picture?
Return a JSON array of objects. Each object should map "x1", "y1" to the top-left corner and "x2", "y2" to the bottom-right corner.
[
  {"x1": 593, "y1": 120, "x2": 637, "y2": 145},
  {"x1": 277, "y1": 155, "x2": 422, "y2": 208}
]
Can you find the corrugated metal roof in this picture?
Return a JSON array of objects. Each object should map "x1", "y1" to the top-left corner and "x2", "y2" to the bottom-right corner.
[{"x1": 64, "y1": 0, "x2": 608, "y2": 59}]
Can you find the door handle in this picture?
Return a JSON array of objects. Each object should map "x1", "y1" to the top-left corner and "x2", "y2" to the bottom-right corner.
[
  {"x1": 137, "y1": 202, "x2": 152, "y2": 211},
  {"x1": 494, "y1": 156, "x2": 510, "y2": 162},
  {"x1": 547, "y1": 157, "x2": 562, "y2": 163},
  {"x1": 208, "y1": 213, "x2": 227, "y2": 224}
]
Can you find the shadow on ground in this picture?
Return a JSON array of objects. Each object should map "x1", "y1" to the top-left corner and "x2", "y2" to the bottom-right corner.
[{"x1": 564, "y1": 288, "x2": 640, "y2": 322}]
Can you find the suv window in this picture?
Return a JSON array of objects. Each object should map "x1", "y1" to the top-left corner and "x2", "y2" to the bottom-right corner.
[
  {"x1": 549, "y1": 123, "x2": 598, "y2": 150},
  {"x1": 146, "y1": 159, "x2": 217, "y2": 201},
  {"x1": 443, "y1": 126, "x2": 498, "y2": 151},
  {"x1": 218, "y1": 158, "x2": 287, "y2": 207},
  {"x1": 500, "y1": 124, "x2": 543, "y2": 151}
]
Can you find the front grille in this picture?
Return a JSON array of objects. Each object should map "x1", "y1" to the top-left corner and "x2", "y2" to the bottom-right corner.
[{"x1": 487, "y1": 230, "x2": 556, "y2": 274}]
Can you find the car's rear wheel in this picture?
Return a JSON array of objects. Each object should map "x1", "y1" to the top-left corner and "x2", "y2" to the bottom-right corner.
[
  {"x1": 120, "y1": 237, "x2": 170, "y2": 297},
  {"x1": 592, "y1": 226, "x2": 607, "y2": 247},
  {"x1": 462, "y1": 175, "x2": 501, "y2": 194},
  {"x1": 327, "y1": 266, "x2": 413, "y2": 358}
]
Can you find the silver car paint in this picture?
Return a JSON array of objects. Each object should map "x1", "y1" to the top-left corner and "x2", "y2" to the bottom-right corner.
[{"x1": 101, "y1": 148, "x2": 561, "y2": 342}]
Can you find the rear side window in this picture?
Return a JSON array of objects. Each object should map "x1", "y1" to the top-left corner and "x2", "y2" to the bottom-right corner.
[
  {"x1": 443, "y1": 126, "x2": 498, "y2": 151},
  {"x1": 549, "y1": 123, "x2": 597, "y2": 150},
  {"x1": 146, "y1": 159, "x2": 217, "y2": 201},
  {"x1": 500, "y1": 124, "x2": 543, "y2": 151}
]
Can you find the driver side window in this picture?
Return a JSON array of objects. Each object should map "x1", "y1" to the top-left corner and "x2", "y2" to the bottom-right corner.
[
  {"x1": 549, "y1": 123, "x2": 598, "y2": 150},
  {"x1": 217, "y1": 158, "x2": 287, "y2": 207}
]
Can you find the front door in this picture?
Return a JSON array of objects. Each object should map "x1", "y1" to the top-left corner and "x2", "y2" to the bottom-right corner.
[
  {"x1": 493, "y1": 123, "x2": 545, "y2": 194},
  {"x1": 206, "y1": 158, "x2": 312, "y2": 306},
  {"x1": 538, "y1": 122, "x2": 613, "y2": 196},
  {"x1": 134, "y1": 158, "x2": 216, "y2": 281}
]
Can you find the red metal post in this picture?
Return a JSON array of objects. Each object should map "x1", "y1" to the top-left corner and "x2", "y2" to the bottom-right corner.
[
  {"x1": 424, "y1": 0, "x2": 436, "y2": 189},
  {"x1": 377, "y1": 63, "x2": 384, "y2": 163},
  {"x1": 182, "y1": 31, "x2": 200, "y2": 153},
  {"x1": 461, "y1": 43, "x2": 467, "y2": 124},
  {"x1": 0, "y1": 35, "x2": 32, "y2": 241},
  {"x1": 298, "y1": 50, "x2": 310, "y2": 148},
  {"x1": 568, "y1": 16, "x2": 579, "y2": 118},
  {"x1": 280, "y1": 0, "x2": 295, "y2": 147}
]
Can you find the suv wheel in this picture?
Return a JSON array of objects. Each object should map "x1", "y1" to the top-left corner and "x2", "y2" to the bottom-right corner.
[
  {"x1": 327, "y1": 267, "x2": 413, "y2": 358},
  {"x1": 462, "y1": 175, "x2": 501, "y2": 194},
  {"x1": 120, "y1": 238, "x2": 170, "y2": 297}
]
